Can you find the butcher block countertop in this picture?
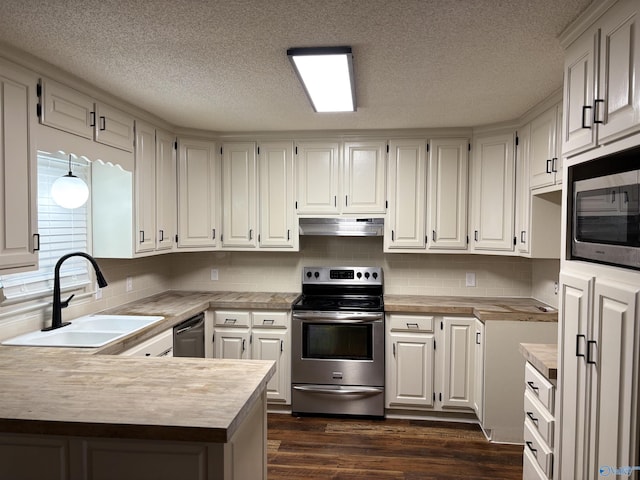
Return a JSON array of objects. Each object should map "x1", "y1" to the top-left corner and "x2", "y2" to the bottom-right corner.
[
  {"x1": 384, "y1": 295, "x2": 558, "y2": 322},
  {"x1": 519, "y1": 343, "x2": 558, "y2": 380},
  {"x1": 0, "y1": 347, "x2": 275, "y2": 443}
]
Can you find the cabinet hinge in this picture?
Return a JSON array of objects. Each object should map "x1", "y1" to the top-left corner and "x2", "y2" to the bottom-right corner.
[
  {"x1": 36, "y1": 103, "x2": 42, "y2": 119},
  {"x1": 425, "y1": 235, "x2": 428, "y2": 244},
  {"x1": 385, "y1": 200, "x2": 388, "y2": 209},
  {"x1": 439, "y1": 392, "x2": 442, "y2": 402},
  {"x1": 514, "y1": 236, "x2": 517, "y2": 246},
  {"x1": 433, "y1": 392, "x2": 436, "y2": 402},
  {"x1": 466, "y1": 236, "x2": 469, "y2": 244},
  {"x1": 36, "y1": 81, "x2": 42, "y2": 98},
  {"x1": 175, "y1": 234, "x2": 178, "y2": 243}
]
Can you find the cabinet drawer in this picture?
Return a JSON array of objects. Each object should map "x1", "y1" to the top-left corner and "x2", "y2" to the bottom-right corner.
[
  {"x1": 120, "y1": 330, "x2": 173, "y2": 357},
  {"x1": 215, "y1": 311, "x2": 251, "y2": 327},
  {"x1": 252, "y1": 311, "x2": 288, "y2": 328},
  {"x1": 524, "y1": 389, "x2": 555, "y2": 447},
  {"x1": 523, "y1": 445, "x2": 549, "y2": 480},
  {"x1": 525, "y1": 363, "x2": 555, "y2": 414},
  {"x1": 387, "y1": 314, "x2": 434, "y2": 332},
  {"x1": 524, "y1": 419, "x2": 553, "y2": 478}
]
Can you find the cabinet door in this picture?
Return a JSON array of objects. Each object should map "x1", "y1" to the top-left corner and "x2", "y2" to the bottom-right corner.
[
  {"x1": 562, "y1": 27, "x2": 598, "y2": 156},
  {"x1": 441, "y1": 317, "x2": 475, "y2": 409},
  {"x1": 470, "y1": 132, "x2": 515, "y2": 252},
  {"x1": 155, "y1": 130, "x2": 177, "y2": 252},
  {"x1": 94, "y1": 102, "x2": 134, "y2": 152},
  {"x1": 589, "y1": 278, "x2": 639, "y2": 479},
  {"x1": 295, "y1": 141, "x2": 340, "y2": 215},
  {"x1": 597, "y1": 0, "x2": 640, "y2": 144},
  {"x1": 134, "y1": 121, "x2": 156, "y2": 253},
  {"x1": 473, "y1": 319, "x2": 485, "y2": 421},
  {"x1": 177, "y1": 139, "x2": 220, "y2": 248},
  {"x1": 214, "y1": 329, "x2": 250, "y2": 359},
  {"x1": 558, "y1": 271, "x2": 594, "y2": 480},
  {"x1": 258, "y1": 141, "x2": 296, "y2": 249},
  {"x1": 385, "y1": 139, "x2": 427, "y2": 250},
  {"x1": 0, "y1": 61, "x2": 38, "y2": 273},
  {"x1": 222, "y1": 142, "x2": 257, "y2": 248},
  {"x1": 252, "y1": 329, "x2": 290, "y2": 404},
  {"x1": 386, "y1": 331, "x2": 435, "y2": 408},
  {"x1": 39, "y1": 78, "x2": 94, "y2": 139},
  {"x1": 343, "y1": 140, "x2": 386, "y2": 214},
  {"x1": 529, "y1": 105, "x2": 559, "y2": 189},
  {"x1": 427, "y1": 138, "x2": 468, "y2": 250},
  {"x1": 515, "y1": 125, "x2": 531, "y2": 254}
]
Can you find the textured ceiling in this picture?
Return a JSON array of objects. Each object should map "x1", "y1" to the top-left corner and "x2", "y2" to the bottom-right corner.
[{"x1": 0, "y1": 0, "x2": 592, "y2": 133}]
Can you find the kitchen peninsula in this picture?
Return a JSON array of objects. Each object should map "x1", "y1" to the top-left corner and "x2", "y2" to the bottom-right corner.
[{"x1": 0, "y1": 347, "x2": 275, "y2": 480}]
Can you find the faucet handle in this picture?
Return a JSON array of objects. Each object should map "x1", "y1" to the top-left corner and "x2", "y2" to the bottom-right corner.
[{"x1": 61, "y1": 294, "x2": 75, "y2": 308}]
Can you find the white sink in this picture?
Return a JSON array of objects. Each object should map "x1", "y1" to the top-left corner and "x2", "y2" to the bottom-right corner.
[{"x1": 1, "y1": 314, "x2": 165, "y2": 348}]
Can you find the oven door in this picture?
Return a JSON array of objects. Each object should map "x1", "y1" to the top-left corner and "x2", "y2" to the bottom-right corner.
[{"x1": 291, "y1": 311, "x2": 384, "y2": 387}]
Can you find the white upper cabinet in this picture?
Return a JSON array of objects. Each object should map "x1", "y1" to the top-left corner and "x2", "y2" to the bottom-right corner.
[
  {"x1": 134, "y1": 121, "x2": 157, "y2": 253},
  {"x1": 0, "y1": 59, "x2": 38, "y2": 273},
  {"x1": 39, "y1": 78, "x2": 134, "y2": 152},
  {"x1": 515, "y1": 124, "x2": 531, "y2": 255},
  {"x1": 177, "y1": 138, "x2": 220, "y2": 249},
  {"x1": 385, "y1": 139, "x2": 427, "y2": 251},
  {"x1": 427, "y1": 138, "x2": 468, "y2": 251},
  {"x1": 343, "y1": 141, "x2": 386, "y2": 214},
  {"x1": 295, "y1": 141, "x2": 340, "y2": 215},
  {"x1": 155, "y1": 129, "x2": 177, "y2": 252},
  {"x1": 562, "y1": 0, "x2": 640, "y2": 156},
  {"x1": 469, "y1": 132, "x2": 516, "y2": 253},
  {"x1": 221, "y1": 142, "x2": 257, "y2": 248},
  {"x1": 258, "y1": 141, "x2": 297, "y2": 250},
  {"x1": 529, "y1": 103, "x2": 562, "y2": 190}
]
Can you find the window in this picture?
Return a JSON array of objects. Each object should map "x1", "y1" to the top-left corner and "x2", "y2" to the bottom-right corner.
[{"x1": 0, "y1": 151, "x2": 90, "y2": 300}]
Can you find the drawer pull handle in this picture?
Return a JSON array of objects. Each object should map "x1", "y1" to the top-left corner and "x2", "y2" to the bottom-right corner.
[
  {"x1": 527, "y1": 381, "x2": 539, "y2": 395},
  {"x1": 576, "y1": 334, "x2": 586, "y2": 358},
  {"x1": 526, "y1": 441, "x2": 538, "y2": 458},
  {"x1": 263, "y1": 319, "x2": 275, "y2": 325},
  {"x1": 587, "y1": 340, "x2": 598, "y2": 365},
  {"x1": 526, "y1": 411, "x2": 539, "y2": 426},
  {"x1": 224, "y1": 318, "x2": 237, "y2": 325},
  {"x1": 406, "y1": 323, "x2": 419, "y2": 329}
]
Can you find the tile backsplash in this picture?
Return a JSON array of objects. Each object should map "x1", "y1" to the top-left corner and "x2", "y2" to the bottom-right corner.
[
  {"x1": 0, "y1": 236, "x2": 560, "y2": 340},
  {"x1": 169, "y1": 237, "x2": 552, "y2": 300}
]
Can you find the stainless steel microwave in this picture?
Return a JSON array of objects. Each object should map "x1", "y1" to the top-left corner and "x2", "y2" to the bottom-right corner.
[{"x1": 572, "y1": 167, "x2": 640, "y2": 269}]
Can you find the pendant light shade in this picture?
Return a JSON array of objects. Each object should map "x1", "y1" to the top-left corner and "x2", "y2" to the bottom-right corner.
[{"x1": 51, "y1": 155, "x2": 89, "y2": 209}]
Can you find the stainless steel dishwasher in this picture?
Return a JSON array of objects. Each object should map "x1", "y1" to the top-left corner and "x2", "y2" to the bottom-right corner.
[{"x1": 173, "y1": 312, "x2": 205, "y2": 358}]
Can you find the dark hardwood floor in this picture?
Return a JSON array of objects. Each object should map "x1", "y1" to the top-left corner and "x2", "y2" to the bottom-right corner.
[{"x1": 267, "y1": 414, "x2": 523, "y2": 479}]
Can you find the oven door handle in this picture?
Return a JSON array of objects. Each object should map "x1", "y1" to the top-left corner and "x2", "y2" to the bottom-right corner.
[
  {"x1": 293, "y1": 385, "x2": 384, "y2": 396},
  {"x1": 292, "y1": 312, "x2": 383, "y2": 322}
]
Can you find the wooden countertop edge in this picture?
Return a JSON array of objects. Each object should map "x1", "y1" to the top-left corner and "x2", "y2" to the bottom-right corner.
[{"x1": 519, "y1": 343, "x2": 558, "y2": 380}]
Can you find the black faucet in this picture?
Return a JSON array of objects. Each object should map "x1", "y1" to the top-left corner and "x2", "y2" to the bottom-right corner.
[{"x1": 43, "y1": 252, "x2": 108, "y2": 332}]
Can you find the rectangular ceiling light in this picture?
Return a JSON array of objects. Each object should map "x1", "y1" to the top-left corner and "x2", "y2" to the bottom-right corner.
[{"x1": 287, "y1": 46, "x2": 356, "y2": 112}]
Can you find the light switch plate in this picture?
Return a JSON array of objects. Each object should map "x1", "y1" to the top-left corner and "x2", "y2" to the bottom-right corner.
[
  {"x1": 465, "y1": 272, "x2": 476, "y2": 287},
  {"x1": 211, "y1": 269, "x2": 219, "y2": 281},
  {"x1": 126, "y1": 276, "x2": 133, "y2": 292}
]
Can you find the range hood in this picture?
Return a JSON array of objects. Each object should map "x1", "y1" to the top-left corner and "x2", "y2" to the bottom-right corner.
[{"x1": 298, "y1": 218, "x2": 384, "y2": 236}]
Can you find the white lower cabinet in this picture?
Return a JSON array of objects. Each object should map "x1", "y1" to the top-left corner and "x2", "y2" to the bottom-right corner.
[
  {"x1": 213, "y1": 310, "x2": 291, "y2": 405},
  {"x1": 472, "y1": 319, "x2": 485, "y2": 422},
  {"x1": 557, "y1": 271, "x2": 640, "y2": 479},
  {"x1": 120, "y1": 329, "x2": 173, "y2": 357},
  {"x1": 385, "y1": 314, "x2": 475, "y2": 412},
  {"x1": 522, "y1": 363, "x2": 556, "y2": 480}
]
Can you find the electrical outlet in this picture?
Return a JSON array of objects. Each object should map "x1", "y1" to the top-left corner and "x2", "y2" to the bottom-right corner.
[
  {"x1": 554, "y1": 281, "x2": 559, "y2": 295},
  {"x1": 210, "y1": 269, "x2": 219, "y2": 281},
  {"x1": 465, "y1": 272, "x2": 476, "y2": 287},
  {"x1": 126, "y1": 276, "x2": 133, "y2": 292}
]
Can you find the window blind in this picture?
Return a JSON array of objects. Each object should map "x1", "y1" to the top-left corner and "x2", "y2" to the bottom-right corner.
[{"x1": 0, "y1": 152, "x2": 90, "y2": 299}]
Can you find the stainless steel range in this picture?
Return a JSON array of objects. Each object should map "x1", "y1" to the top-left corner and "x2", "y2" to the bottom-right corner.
[{"x1": 291, "y1": 266, "x2": 384, "y2": 417}]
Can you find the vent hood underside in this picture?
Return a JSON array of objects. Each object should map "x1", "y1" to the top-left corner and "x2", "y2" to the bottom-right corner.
[{"x1": 298, "y1": 218, "x2": 384, "y2": 236}]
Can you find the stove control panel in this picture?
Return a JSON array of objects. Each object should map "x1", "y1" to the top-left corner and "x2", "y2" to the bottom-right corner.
[{"x1": 302, "y1": 266, "x2": 383, "y2": 285}]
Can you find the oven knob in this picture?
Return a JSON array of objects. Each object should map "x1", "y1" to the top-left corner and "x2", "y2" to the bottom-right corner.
[
  {"x1": 314, "y1": 271, "x2": 320, "y2": 278},
  {"x1": 306, "y1": 271, "x2": 312, "y2": 278},
  {"x1": 372, "y1": 272, "x2": 378, "y2": 279},
  {"x1": 364, "y1": 272, "x2": 370, "y2": 279},
  {"x1": 357, "y1": 272, "x2": 362, "y2": 279}
]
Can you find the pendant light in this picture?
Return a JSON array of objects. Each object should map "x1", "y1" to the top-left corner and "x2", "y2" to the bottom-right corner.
[{"x1": 50, "y1": 154, "x2": 89, "y2": 209}]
